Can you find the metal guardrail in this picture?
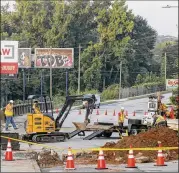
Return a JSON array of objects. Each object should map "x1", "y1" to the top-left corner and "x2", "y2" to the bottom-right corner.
[{"x1": 2, "y1": 101, "x2": 52, "y2": 116}]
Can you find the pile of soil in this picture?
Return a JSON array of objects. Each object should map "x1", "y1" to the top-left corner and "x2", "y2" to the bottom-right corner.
[
  {"x1": 36, "y1": 148, "x2": 63, "y2": 168},
  {"x1": 75, "y1": 127, "x2": 178, "y2": 164}
]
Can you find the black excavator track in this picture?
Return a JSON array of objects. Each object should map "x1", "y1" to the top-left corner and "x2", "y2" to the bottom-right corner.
[{"x1": 22, "y1": 132, "x2": 68, "y2": 143}]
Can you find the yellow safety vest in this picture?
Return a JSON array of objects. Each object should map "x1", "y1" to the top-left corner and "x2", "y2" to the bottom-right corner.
[
  {"x1": 5, "y1": 104, "x2": 13, "y2": 116},
  {"x1": 118, "y1": 112, "x2": 125, "y2": 123},
  {"x1": 33, "y1": 103, "x2": 41, "y2": 114},
  {"x1": 156, "y1": 115, "x2": 165, "y2": 124},
  {"x1": 159, "y1": 104, "x2": 167, "y2": 111}
]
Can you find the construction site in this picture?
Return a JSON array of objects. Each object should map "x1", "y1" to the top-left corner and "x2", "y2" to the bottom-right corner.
[{"x1": 1, "y1": 92, "x2": 178, "y2": 172}]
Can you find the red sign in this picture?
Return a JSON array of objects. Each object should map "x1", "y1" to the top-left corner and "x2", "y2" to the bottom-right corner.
[{"x1": 0, "y1": 62, "x2": 18, "y2": 74}]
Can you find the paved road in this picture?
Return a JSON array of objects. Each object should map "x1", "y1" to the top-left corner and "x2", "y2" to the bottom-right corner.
[
  {"x1": 2, "y1": 93, "x2": 177, "y2": 172},
  {"x1": 9, "y1": 93, "x2": 172, "y2": 153}
]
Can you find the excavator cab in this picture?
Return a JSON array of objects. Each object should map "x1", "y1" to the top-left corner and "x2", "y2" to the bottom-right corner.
[{"x1": 25, "y1": 95, "x2": 55, "y2": 135}]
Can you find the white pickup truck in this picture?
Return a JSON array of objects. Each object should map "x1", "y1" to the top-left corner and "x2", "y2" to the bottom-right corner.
[{"x1": 82, "y1": 94, "x2": 100, "y2": 109}]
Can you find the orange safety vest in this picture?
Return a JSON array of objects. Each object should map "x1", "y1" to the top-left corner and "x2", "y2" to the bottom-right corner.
[
  {"x1": 159, "y1": 104, "x2": 167, "y2": 111},
  {"x1": 5, "y1": 103, "x2": 13, "y2": 116},
  {"x1": 118, "y1": 112, "x2": 126, "y2": 123}
]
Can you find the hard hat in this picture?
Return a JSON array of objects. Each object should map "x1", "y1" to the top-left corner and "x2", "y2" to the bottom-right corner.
[
  {"x1": 121, "y1": 107, "x2": 124, "y2": 110},
  {"x1": 9, "y1": 100, "x2": 14, "y2": 103}
]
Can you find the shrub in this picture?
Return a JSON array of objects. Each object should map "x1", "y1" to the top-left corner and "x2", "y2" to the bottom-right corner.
[{"x1": 101, "y1": 84, "x2": 119, "y2": 101}]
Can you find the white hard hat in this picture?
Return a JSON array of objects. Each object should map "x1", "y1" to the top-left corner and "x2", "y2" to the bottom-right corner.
[
  {"x1": 121, "y1": 107, "x2": 124, "y2": 110},
  {"x1": 9, "y1": 100, "x2": 14, "y2": 103}
]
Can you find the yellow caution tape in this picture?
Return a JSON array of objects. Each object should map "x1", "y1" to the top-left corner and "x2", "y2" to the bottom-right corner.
[
  {"x1": 1, "y1": 135, "x2": 178, "y2": 152},
  {"x1": 0, "y1": 135, "x2": 67, "y2": 151}
]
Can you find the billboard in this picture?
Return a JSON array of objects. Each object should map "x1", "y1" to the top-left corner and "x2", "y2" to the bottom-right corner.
[
  {"x1": 35, "y1": 48, "x2": 74, "y2": 68},
  {"x1": 0, "y1": 41, "x2": 18, "y2": 74},
  {"x1": 18, "y1": 48, "x2": 31, "y2": 68},
  {"x1": 166, "y1": 79, "x2": 178, "y2": 90}
]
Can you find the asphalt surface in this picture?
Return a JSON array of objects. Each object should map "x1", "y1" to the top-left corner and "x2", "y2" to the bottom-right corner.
[{"x1": 3, "y1": 92, "x2": 178, "y2": 172}]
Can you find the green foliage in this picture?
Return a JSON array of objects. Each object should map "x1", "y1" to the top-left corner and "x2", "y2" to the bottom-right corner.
[
  {"x1": 101, "y1": 84, "x2": 119, "y2": 101},
  {"x1": 1, "y1": 0, "x2": 171, "y2": 106}
]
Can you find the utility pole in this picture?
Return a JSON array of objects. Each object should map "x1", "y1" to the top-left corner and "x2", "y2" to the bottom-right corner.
[
  {"x1": 78, "y1": 44, "x2": 81, "y2": 95},
  {"x1": 50, "y1": 46, "x2": 52, "y2": 99},
  {"x1": 22, "y1": 69, "x2": 26, "y2": 103},
  {"x1": 40, "y1": 70, "x2": 43, "y2": 96},
  {"x1": 164, "y1": 52, "x2": 167, "y2": 91},
  {"x1": 103, "y1": 56, "x2": 106, "y2": 90},
  {"x1": 119, "y1": 61, "x2": 122, "y2": 99}
]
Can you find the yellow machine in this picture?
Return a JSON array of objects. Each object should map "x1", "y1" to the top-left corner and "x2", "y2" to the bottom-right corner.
[{"x1": 22, "y1": 94, "x2": 96, "y2": 142}]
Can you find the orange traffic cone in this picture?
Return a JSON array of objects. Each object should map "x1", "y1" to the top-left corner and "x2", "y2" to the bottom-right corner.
[
  {"x1": 78, "y1": 109, "x2": 81, "y2": 115},
  {"x1": 95, "y1": 149, "x2": 108, "y2": 170},
  {"x1": 125, "y1": 145, "x2": 137, "y2": 168},
  {"x1": 5, "y1": 138, "x2": 14, "y2": 161},
  {"x1": 105, "y1": 110, "x2": 107, "y2": 115},
  {"x1": 154, "y1": 142, "x2": 167, "y2": 166},
  {"x1": 170, "y1": 107, "x2": 175, "y2": 119},
  {"x1": 133, "y1": 111, "x2": 136, "y2": 116},
  {"x1": 65, "y1": 147, "x2": 76, "y2": 170},
  {"x1": 113, "y1": 110, "x2": 116, "y2": 116},
  {"x1": 96, "y1": 109, "x2": 100, "y2": 115}
]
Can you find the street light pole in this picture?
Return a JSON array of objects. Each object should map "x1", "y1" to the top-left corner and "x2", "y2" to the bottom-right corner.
[
  {"x1": 78, "y1": 44, "x2": 81, "y2": 95},
  {"x1": 119, "y1": 61, "x2": 122, "y2": 99},
  {"x1": 164, "y1": 52, "x2": 167, "y2": 91},
  {"x1": 162, "y1": 5, "x2": 178, "y2": 8},
  {"x1": 50, "y1": 46, "x2": 52, "y2": 99}
]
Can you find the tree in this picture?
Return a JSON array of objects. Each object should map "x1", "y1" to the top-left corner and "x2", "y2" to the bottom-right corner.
[
  {"x1": 161, "y1": 41, "x2": 178, "y2": 79},
  {"x1": 122, "y1": 15, "x2": 157, "y2": 86},
  {"x1": 81, "y1": 0, "x2": 134, "y2": 90}
]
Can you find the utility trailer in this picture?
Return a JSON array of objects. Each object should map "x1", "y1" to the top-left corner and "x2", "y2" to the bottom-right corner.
[{"x1": 68, "y1": 118, "x2": 151, "y2": 140}]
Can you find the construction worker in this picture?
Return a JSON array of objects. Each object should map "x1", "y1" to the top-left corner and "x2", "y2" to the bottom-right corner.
[
  {"x1": 152, "y1": 113, "x2": 167, "y2": 127},
  {"x1": 32, "y1": 101, "x2": 41, "y2": 114},
  {"x1": 158, "y1": 100, "x2": 167, "y2": 117},
  {"x1": 4, "y1": 100, "x2": 18, "y2": 131},
  {"x1": 118, "y1": 107, "x2": 128, "y2": 128}
]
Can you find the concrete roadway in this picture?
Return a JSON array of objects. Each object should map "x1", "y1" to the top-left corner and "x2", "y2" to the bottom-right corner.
[
  {"x1": 4, "y1": 92, "x2": 178, "y2": 172},
  {"x1": 12, "y1": 92, "x2": 172, "y2": 152}
]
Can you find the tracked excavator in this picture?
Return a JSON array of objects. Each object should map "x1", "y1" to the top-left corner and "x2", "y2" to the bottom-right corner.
[{"x1": 22, "y1": 94, "x2": 96, "y2": 142}]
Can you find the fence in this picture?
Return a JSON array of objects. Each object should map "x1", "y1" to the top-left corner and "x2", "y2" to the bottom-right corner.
[
  {"x1": 119, "y1": 84, "x2": 165, "y2": 99},
  {"x1": 2, "y1": 101, "x2": 52, "y2": 117}
]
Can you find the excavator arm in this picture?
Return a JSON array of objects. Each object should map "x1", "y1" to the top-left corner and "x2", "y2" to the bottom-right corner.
[{"x1": 55, "y1": 94, "x2": 96, "y2": 130}]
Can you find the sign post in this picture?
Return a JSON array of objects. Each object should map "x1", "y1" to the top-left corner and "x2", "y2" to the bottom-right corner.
[{"x1": 35, "y1": 48, "x2": 74, "y2": 98}]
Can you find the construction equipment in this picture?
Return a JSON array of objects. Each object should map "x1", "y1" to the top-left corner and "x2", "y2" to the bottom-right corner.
[{"x1": 22, "y1": 94, "x2": 96, "y2": 142}]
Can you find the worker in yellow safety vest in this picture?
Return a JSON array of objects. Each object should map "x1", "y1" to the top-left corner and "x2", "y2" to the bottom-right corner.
[
  {"x1": 152, "y1": 113, "x2": 167, "y2": 127},
  {"x1": 158, "y1": 101, "x2": 167, "y2": 116},
  {"x1": 118, "y1": 107, "x2": 128, "y2": 128},
  {"x1": 5, "y1": 100, "x2": 18, "y2": 131},
  {"x1": 32, "y1": 101, "x2": 41, "y2": 114}
]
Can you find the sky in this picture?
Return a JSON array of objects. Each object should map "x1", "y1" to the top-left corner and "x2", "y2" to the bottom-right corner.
[
  {"x1": 126, "y1": 1, "x2": 178, "y2": 37},
  {"x1": 1, "y1": 0, "x2": 178, "y2": 37}
]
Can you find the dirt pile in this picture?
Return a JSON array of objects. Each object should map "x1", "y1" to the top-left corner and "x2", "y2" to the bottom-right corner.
[
  {"x1": 36, "y1": 148, "x2": 63, "y2": 168},
  {"x1": 75, "y1": 127, "x2": 178, "y2": 164}
]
